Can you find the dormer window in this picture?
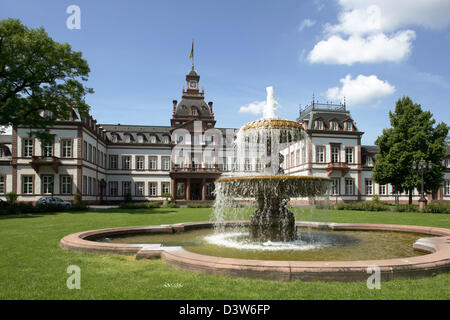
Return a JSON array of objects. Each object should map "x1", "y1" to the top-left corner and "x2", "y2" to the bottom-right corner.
[
  {"x1": 345, "y1": 121, "x2": 353, "y2": 131},
  {"x1": 137, "y1": 135, "x2": 144, "y2": 143},
  {"x1": 331, "y1": 121, "x2": 339, "y2": 131},
  {"x1": 150, "y1": 136, "x2": 156, "y2": 144},
  {"x1": 111, "y1": 134, "x2": 118, "y2": 143},
  {"x1": 163, "y1": 136, "x2": 169, "y2": 144},
  {"x1": 316, "y1": 120, "x2": 323, "y2": 130},
  {"x1": 124, "y1": 135, "x2": 131, "y2": 143},
  {"x1": 367, "y1": 156, "x2": 373, "y2": 166}
]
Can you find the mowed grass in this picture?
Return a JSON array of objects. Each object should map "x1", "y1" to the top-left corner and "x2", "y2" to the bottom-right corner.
[{"x1": 0, "y1": 207, "x2": 449, "y2": 300}]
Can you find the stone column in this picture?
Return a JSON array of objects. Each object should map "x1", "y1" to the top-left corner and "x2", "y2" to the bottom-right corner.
[
  {"x1": 201, "y1": 178, "x2": 206, "y2": 201},
  {"x1": 171, "y1": 179, "x2": 176, "y2": 200},
  {"x1": 186, "y1": 179, "x2": 191, "y2": 201}
]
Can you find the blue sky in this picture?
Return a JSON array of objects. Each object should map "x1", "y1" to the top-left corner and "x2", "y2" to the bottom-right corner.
[{"x1": 1, "y1": 0, "x2": 449, "y2": 144}]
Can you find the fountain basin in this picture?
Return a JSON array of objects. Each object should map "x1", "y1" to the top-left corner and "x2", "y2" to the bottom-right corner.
[{"x1": 60, "y1": 221, "x2": 450, "y2": 282}]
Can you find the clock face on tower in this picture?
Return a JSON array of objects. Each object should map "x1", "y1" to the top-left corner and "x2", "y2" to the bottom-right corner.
[{"x1": 189, "y1": 80, "x2": 197, "y2": 89}]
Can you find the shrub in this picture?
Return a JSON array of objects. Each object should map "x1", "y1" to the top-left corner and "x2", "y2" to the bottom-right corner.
[
  {"x1": 186, "y1": 202, "x2": 212, "y2": 208},
  {"x1": 73, "y1": 193, "x2": 82, "y2": 206},
  {"x1": 165, "y1": 202, "x2": 180, "y2": 208},
  {"x1": 6, "y1": 192, "x2": 17, "y2": 204},
  {"x1": 395, "y1": 204, "x2": 419, "y2": 212},
  {"x1": 422, "y1": 201, "x2": 450, "y2": 214},
  {"x1": 118, "y1": 202, "x2": 161, "y2": 209},
  {"x1": 123, "y1": 192, "x2": 132, "y2": 202},
  {"x1": 334, "y1": 201, "x2": 390, "y2": 212}
]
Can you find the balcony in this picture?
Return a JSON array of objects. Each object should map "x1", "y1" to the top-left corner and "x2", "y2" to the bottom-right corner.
[
  {"x1": 30, "y1": 156, "x2": 60, "y2": 173},
  {"x1": 326, "y1": 162, "x2": 349, "y2": 176},
  {"x1": 171, "y1": 164, "x2": 221, "y2": 173}
]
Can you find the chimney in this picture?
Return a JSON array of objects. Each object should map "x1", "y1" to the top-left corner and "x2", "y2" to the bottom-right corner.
[{"x1": 172, "y1": 100, "x2": 177, "y2": 114}]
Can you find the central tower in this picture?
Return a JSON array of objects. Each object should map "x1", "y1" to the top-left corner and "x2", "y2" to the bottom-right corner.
[{"x1": 170, "y1": 68, "x2": 215, "y2": 128}]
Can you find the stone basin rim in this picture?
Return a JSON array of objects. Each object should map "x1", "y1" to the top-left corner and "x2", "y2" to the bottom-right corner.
[{"x1": 59, "y1": 221, "x2": 450, "y2": 282}]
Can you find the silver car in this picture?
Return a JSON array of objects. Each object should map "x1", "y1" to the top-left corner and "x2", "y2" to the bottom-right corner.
[{"x1": 37, "y1": 197, "x2": 72, "y2": 207}]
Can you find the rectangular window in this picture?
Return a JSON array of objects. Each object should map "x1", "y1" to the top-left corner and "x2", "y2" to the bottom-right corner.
[
  {"x1": 22, "y1": 176, "x2": 33, "y2": 194},
  {"x1": 109, "y1": 155, "x2": 118, "y2": 169},
  {"x1": 83, "y1": 176, "x2": 87, "y2": 196},
  {"x1": 135, "y1": 156, "x2": 144, "y2": 170},
  {"x1": 316, "y1": 120, "x2": 323, "y2": 130},
  {"x1": 0, "y1": 176, "x2": 5, "y2": 194},
  {"x1": 88, "y1": 177, "x2": 92, "y2": 196},
  {"x1": 331, "y1": 178, "x2": 340, "y2": 195},
  {"x1": 122, "y1": 181, "x2": 131, "y2": 196},
  {"x1": 83, "y1": 141, "x2": 87, "y2": 160},
  {"x1": 88, "y1": 144, "x2": 92, "y2": 162},
  {"x1": 42, "y1": 175, "x2": 53, "y2": 194},
  {"x1": 296, "y1": 150, "x2": 300, "y2": 166},
  {"x1": 332, "y1": 121, "x2": 338, "y2": 131},
  {"x1": 148, "y1": 182, "x2": 157, "y2": 196},
  {"x1": 61, "y1": 139, "x2": 72, "y2": 158},
  {"x1": 316, "y1": 146, "x2": 325, "y2": 163},
  {"x1": 331, "y1": 146, "x2": 339, "y2": 163},
  {"x1": 61, "y1": 176, "x2": 72, "y2": 195},
  {"x1": 149, "y1": 156, "x2": 157, "y2": 170},
  {"x1": 244, "y1": 159, "x2": 251, "y2": 171},
  {"x1": 367, "y1": 156, "x2": 373, "y2": 166},
  {"x1": 345, "y1": 147, "x2": 353, "y2": 163},
  {"x1": 42, "y1": 141, "x2": 53, "y2": 157},
  {"x1": 93, "y1": 147, "x2": 97, "y2": 164},
  {"x1": 23, "y1": 139, "x2": 33, "y2": 157},
  {"x1": 108, "y1": 181, "x2": 118, "y2": 197},
  {"x1": 161, "y1": 182, "x2": 170, "y2": 195},
  {"x1": 177, "y1": 183, "x2": 185, "y2": 197},
  {"x1": 365, "y1": 179, "x2": 373, "y2": 195},
  {"x1": 162, "y1": 157, "x2": 170, "y2": 171},
  {"x1": 302, "y1": 147, "x2": 306, "y2": 163},
  {"x1": 206, "y1": 183, "x2": 213, "y2": 198},
  {"x1": 135, "y1": 182, "x2": 144, "y2": 196},
  {"x1": 379, "y1": 184, "x2": 387, "y2": 195},
  {"x1": 290, "y1": 151, "x2": 295, "y2": 167},
  {"x1": 256, "y1": 159, "x2": 262, "y2": 171},
  {"x1": 345, "y1": 179, "x2": 354, "y2": 195},
  {"x1": 444, "y1": 181, "x2": 450, "y2": 196},
  {"x1": 122, "y1": 156, "x2": 131, "y2": 170}
]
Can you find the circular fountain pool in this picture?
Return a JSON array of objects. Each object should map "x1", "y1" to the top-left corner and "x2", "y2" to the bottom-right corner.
[
  {"x1": 100, "y1": 227, "x2": 426, "y2": 262},
  {"x1": 60, "y1": 221, "x2": 450, "y2": 282}
]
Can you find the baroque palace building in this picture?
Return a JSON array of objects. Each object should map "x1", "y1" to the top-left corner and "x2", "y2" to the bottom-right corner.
[{"x1": 0, "y1": 67, "x2": 449, "y2": 204}]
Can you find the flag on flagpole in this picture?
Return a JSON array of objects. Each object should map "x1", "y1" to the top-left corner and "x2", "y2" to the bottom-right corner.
[{"x1": 189, "y1": 41, "x2": 194, "y2": 59}]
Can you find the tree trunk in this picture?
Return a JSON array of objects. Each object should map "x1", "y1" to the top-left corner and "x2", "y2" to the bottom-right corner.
[{"x1": 408, "y1": 189, "x2": 413, "y2": 205}]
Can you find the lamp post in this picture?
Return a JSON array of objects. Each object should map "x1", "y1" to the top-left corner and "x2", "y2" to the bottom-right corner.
[{"x1": 412, "y1": 158, "x2": 432, "y2": 210}]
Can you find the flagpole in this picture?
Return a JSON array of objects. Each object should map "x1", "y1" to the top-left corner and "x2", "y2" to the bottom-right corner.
[{"x1": 192, "y1": 39, "x2": 194, "y2": 70}]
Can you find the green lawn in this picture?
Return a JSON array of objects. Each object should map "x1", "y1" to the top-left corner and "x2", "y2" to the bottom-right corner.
[{"x1": 0, "y1": 208, "x2": 449, "y2": 300}]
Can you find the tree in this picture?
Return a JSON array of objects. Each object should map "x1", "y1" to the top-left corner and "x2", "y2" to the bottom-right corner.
[
  {"x1": 373, "y1": 97, "x2": 448, "y2": 204},
  {"x1": 0, "y1": 19, "x2": 93, "y2": 141}
]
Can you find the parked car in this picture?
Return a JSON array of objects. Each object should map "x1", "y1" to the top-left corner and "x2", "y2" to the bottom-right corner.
[{"x1": 37, "y1": 197, "x2": 72, "y2": 208}]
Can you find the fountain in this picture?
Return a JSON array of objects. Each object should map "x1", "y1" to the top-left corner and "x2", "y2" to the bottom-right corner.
[
  {"x1": 60, "y1": 86, "x2": 450, "y2": 282},
  {"x1": 214, "y1": 86, "x2": 329, "y2": 242}
]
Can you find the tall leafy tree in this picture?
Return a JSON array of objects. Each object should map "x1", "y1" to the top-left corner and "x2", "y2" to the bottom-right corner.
[
  {"x1": 0, "y1": 18, "x2": 92, "y2": 141},
  {"x1": 373, "y1": 97, "x2": 448, "y2": 204}
]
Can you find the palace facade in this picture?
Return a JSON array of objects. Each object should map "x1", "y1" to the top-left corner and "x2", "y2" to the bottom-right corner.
[{"x1": 0, "y1": 67, "x2": 449, "y2": 204}]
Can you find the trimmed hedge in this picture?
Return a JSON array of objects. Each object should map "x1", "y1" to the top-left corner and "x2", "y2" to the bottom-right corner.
[
  {"x1": 186, "y1": 202, "x2": 213, "y2": 208},
  {"x1": 0, "y1": 203, "x2": 87, "y2": 215},
  {"x1": 329, "y1": 201, "x2": 448, "y2": 213},
  {"x1": 118, "y1": 202, "x2": 162, "y2": 209},
  {"x1": 422, "y1": 201, "x2": 450, "y2": 214}
]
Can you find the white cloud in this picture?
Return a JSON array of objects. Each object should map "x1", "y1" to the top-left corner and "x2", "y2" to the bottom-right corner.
[
  {"x1": 326, "y1": 74, "x2": 395, "y2": 105},
  {"x1": 332, "y1": 0, "x2": 450, "y2": 34},
  {"x1": 239, "y1": 100, "x2": 266, "y2": 115},
  {"x1": 308, "y1": 30, "x2": 415, "y2": 65},
  {"x1": 298, "y1": 19, "x2": 316, "y2": 32},
  {"x1": 308, "y1": 0, "x2": 450, "y2": 65},
  {"x1": 313, "y1": 0, "x2": 325, "y2": 11}
]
